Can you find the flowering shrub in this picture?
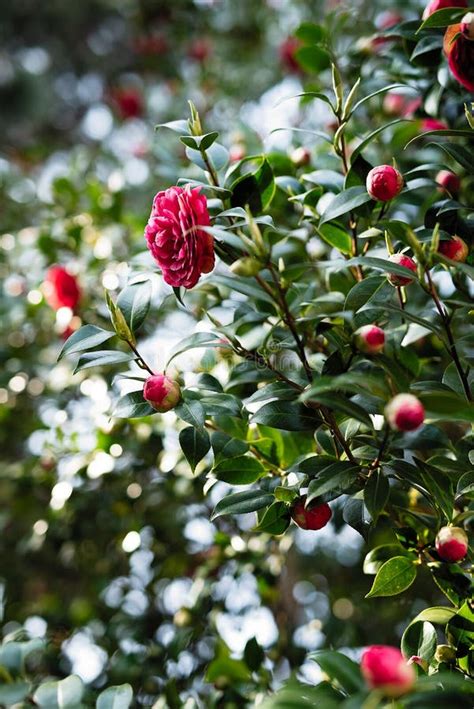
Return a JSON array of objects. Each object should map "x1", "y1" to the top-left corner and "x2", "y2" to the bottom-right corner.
[
  {"x1": 1, "y1": 0, "x2": 473, "y2": 706},
  {"x1": 56, "y1": 0, "x2": 474, "y2": 703}
]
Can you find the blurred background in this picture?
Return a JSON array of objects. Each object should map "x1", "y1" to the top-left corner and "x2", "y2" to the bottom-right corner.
[{"x1": 0, "y1": 0, "x2": 451, "y2": 706}]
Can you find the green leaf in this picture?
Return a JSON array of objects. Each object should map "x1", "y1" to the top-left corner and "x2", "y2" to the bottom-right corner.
[
  {"x1": 411, "y1": 606, "x2": 457, "y2": 625},
  {"x1": 426, "y1": 142, "x2": 474, "y2": 176},
  {"x1": 212, "y1": 455, "x2": 265, "y2": 485},
  {"x1": 295, "y1": 22, "x2": 326, "y2": 44},
  {"x1": 96, "y1": 684, "x2": 133, "y2": 709},
  {"x1": 113, "y1": 391, "x2": 154, "y2": 418},
  {"x1": 294, "y1": 45, "x2": 330, "y2": 73},
  {"x1": 417, "y1": 391, "x2": 474, "y2": 423},
  {"x1": 350, "y1": 118, "x2": 412, "y2": 164},
  {"x1": 446, "y1": 602, "x2": 474, "y2": 657},
  {"x1": 305, "y1": 392, "x2": 373, "y2": 427},
  {"x1": 211, "y1": 432, "x2": 249, "y2": 462},
  {"x1": 179, "y1": 426, "x2": 210, "y2": 472},
  {"x1": 317, "y1": 223, "x2": 352, "y2": 254},
  {"x1": 212, "y1": 274, "x2": 276, "y2": 305},
  {"x1": 176, "y1": 400, "x2": 206, "y2": 428},
  {"x1": 205, "y1": 656, "x2": 251, "y2": 683},
  {"x1": 180, "y1": 132, "x2": 219, "y2": 150},
  {"x1": 74, "y1": 350, "x2": 133, "y2": 373},
  {"x1": 365, "y1": 556, "x2": 417, "y2": 598},
  {"x1": 364, "y1": 470, "x2": 390, "y2": 522},
  {"x1": 250, "y1": 401, "x2": 322, "y2": 431},
  {"x1": 243, "y1": 637, "x2": 264, "y2": 672},
  {"x1": 166, "y1": 332, "x2": 228, "y2": 366},
  {"x1": 309, "y1": 650, "x2": 364, "y2": 694},
  {"x1": 211, "y1": 489, "x2": 274, "y2": 520},
  {"x1": 363, "y1": 544, "x2": 410, "y2": 575},
  {"x1": 306, "y1": 462, "x2": 361, "y2": 502},
  {"x1": 255, "y1": 501, "x2": 291, "y2": 535},
  {"x1": 349, "y1": 84, "x2": 413, "y2": 115},
  {"x1": 401, "y1": 620, "x2": 437, "y2": 663},
  {"x1": 117, "y1": 279, "x2": 152, "y2": 334},
  {"x1": 416, "y1": 7, "x2": 467, "y2": 31},
  {"x1": 230, "y1": 158, "x2": 275, "y2": 214},
  {"x1": 33, "y1": 675, "x2": 84, "y2": 709},
  {"x1": 319, "y1": 186, "x2": 373, "y2": 226},
  {"x1": 155, "y1": 119, "x2": 190, "y2": 134},
  {"x1": 58, "y1": 325, "x2": 115, "y2": 360},
  {"x1": 457, "y1": 471, "x2": 474, "y2": 499}
]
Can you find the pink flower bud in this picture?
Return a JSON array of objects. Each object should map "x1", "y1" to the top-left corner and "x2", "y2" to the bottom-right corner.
[
  {"x1": 438, "y1": 235, "x2": 469, "y2": 262},
  {"x1": 44, "y1": 266, "x2": 81, "y2": 311},
  {"x1": 435, "y1": 526, "x2": 468, "y2": 563},
  {"x1": 461, "y1": 12, "x2": 474, "y2": 40},
  {"x1": 366, "y1": 166, "x2": 404, "y2": 202},
  {"x1": 386, "y1": 253, "x2": 417, "y2": 286},
  {"x1": 436, "y1": 170, "x2": 461, "y2": 196},
  {"x1": 279, "y1": 37, "x2": 302, "y2": 73},
  {"x1": 354, "y1": 325, "x2": 385, "y2": 355},
  {"x1": 143, "y1": 374, "x2": 181, "y2": 413},
  {"x1": 385, "y1": 393, "x2": 425, "y2": 432},
  {"x1": 361, "y1": 646, "x2": 415, "y2": 697},
  {"x1": 291, "y1": 146, "x2": 311, "y2": 167},
  {"x1": 291, "y1": 496, "x2": 332, "y2": 531},
  {"x1": 423, "y1": 0, "x2": 467, "y2": 20}
]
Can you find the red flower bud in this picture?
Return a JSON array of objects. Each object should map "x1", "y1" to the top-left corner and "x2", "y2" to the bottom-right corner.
[
  {"x1": 361, "y1": 646, "x2": 416, "y2": 697},
  {"x1": 291, "y1": 496, "x2": 332, "y2": 531},
  {"x1": 423, "y1": 0, "x2": 467, "y2": 20},
  {"x1": 354, "y1": 325, "x2": 385, "y2": 355},
  {"x1": 188, "y1": 38, "x2": 212, "y2": 62},
  {"x1": 436, "y1": 170, "x2": 461, "y2": 195},
  {"x1": 435, "y1": 526, "x2": 468, "y2": 563},
  {"x1": 143, "y1": 374, "x2": 181, "y2": 413},
  {"x1": 111, "y1": 88, "x2": 143, "y2": 120},
  {"x1": 291, "y1": 146, "x2": 311, "y2": 167},
  {"x1": 383, "y1": 93, "x2": 421, "y2": 117},
  {"x1": 385, "y1": 393, "x2": 425, "y2": 432},
  {"x1": 438, "y1": 235, "x2": 469, "y2": 262},
  {"x1": 44, "y1": 266, "x2": 81, "y2": 311},
  {"x1": 145, "y1": 185, "x2": 214, "y2": 289},
  {"x1": 366, "y1": 165, "x2": 404, "y2": 202},
  {"x1": 387, "y1": 253, "x2": 417, "y2": 286}
]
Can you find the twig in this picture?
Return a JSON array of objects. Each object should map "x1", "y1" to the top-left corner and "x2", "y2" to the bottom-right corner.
[{"x1": 127, "y1": 340, "x2": 155, "y2": 376}]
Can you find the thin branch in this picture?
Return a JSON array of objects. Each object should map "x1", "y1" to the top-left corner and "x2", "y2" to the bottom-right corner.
[{"x1": 127, "y1": 340, "x2": 155, "y2": 376}]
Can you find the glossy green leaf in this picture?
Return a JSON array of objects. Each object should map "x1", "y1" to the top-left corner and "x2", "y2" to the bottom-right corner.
[
  {"x1": 96, "y1": 684, "x2": 133, "y2": 709},
  {"x1": 365, "y1": 556, "x2": 417, "y2": 598},
  {"x1": 117, "y1": 279, "x2": 152, "y2": 334},
  {"x1": 33, "y1": 675, "x2": 84, "y2": 708},
  {"x1": 58, "y1": 325, "x2": 115, "y2": 360},
  {"x1": 211, "y1": 489, "x2": 274, "y2": 520},
  {"x1": 179, "y1": 426, "x2": 210, "y2": 472},
  {"x1": 212, "y1": 455, "x2": 264, "y2": 485}
]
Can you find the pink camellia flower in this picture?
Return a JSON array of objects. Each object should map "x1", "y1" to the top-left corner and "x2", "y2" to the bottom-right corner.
[
  {"x1": 421, "y1": 118, "x2": 448, "y2": 132},
  {"x1": 386, "y1": 253, "x2": 417, "y2": 286},
  {"x1": 436, "y1": 170, "x2": 461, "y2": 195},
  {"x1": 229, "y1": 144, "x2": 246, "y2": 163},
  {"x1": 423, "y1": 0, "x2": 467, "y2": 20},
  {"x1": 44, "y1": 266, "x2": 81, "y2": 311},
  {"x1": 366, "y1": 166, "x2": 404, "y2": 201},
  {"x1": 461, "y1": 11, "x2": 474, "y2": 38},
  {"x1": 143, "y1": 374, "x2": 181, "y2": 413},
  {"x1": 436, "y1": 526, "x2": 469, "y2": 562},
  {"x1": 438, "y1": 235, "x2": 469, "y2": 262},
  {"x1": 291, "y1": 146, "x2": 311, "y2": 167},
  {"x1": 361, "y1": 646, "x2": 416, "y2": 697},
  {"x1": 291, "y1": 496, "x2": 332, "y2": 531},
  {"x1": 385, "y1": 393, "x2": 425, "y2": 432},
  {"x1": 354, "y1": 325, "x2": 385, "y2": 355},
  {"x1": 279, "y1": 37, "x2": 302, "y2": 73},
  {"x1": 145, "y1": 185, "x2": 214, "y2": 289}
]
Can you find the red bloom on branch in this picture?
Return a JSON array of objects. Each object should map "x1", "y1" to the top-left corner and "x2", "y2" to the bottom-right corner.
[
  {"x1": 366, "y1": 165, "x2": 404, "y2": 201},
  {"x1": 361, "y1": 646, "x2": 416, "y2": 697},
  {"x1": 290, "y1": 496, "x2": 332, "y2": 530},
  {"x1": 145, "y1": 185, "x2": 214, "y2": 289},
  {"x1": 421, "y1": 118, "x2": 448, "y2": 132},
  {"x1": 44, "y1": 266, "x2": 81, "y2": 311}
]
